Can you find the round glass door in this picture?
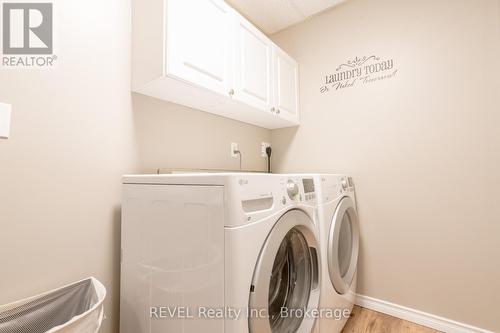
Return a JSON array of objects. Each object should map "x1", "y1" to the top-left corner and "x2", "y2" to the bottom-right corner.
[
  {"x1": 249, "y1": 209, "x2": 320, "y2": 333},
  {"x1": 328, "y1": 197, "x2": 359, "y2": 295},
  {"x1": 268, "y1": 229, "x2": 312, "y2": 332}
]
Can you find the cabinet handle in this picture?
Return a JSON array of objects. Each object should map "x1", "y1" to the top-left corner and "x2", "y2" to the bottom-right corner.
[{"x1": 228, "y1": 89, "x2": 235, "y2": 96}]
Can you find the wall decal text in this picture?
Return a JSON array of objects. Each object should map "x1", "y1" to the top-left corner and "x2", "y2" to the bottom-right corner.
[{"x1": 320, "y1": 55, "x2": 398, "y2": 93}]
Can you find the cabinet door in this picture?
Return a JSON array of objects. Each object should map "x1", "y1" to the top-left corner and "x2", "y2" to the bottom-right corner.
[
  {"x1": 273, "y1": 46, "x2": 299, "y2": 122},
  {"x1": 166, "y1": 0, "x2": 233, "y2": 96},
  {"x1": 234, "y1": 16, "x2": 273, "y2": 111}
]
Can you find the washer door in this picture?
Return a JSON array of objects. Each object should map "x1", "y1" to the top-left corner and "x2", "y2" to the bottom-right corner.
[
  {"x1": 249, "y1": 209, "x2": 320, "y2": 333},
  {"x1": 328, "y1": 197, "x2": 360, "y2": 295}
]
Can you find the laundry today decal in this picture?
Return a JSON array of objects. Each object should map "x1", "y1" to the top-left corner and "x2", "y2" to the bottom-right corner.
[{"x1": 320, "y1": 55, "x2": 398, "y2": 93}]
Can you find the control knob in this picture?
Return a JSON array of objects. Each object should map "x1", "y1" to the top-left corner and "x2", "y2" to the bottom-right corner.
[{"x1": 286, "y1": 180, "x2": 299, "y2": 200}]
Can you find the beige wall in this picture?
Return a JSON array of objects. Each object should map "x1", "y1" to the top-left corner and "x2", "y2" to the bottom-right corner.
[
  {"x1": 0, "y1": 1, "x2": 136, "y2": 332},
  {"x1": 0, "y1": 2, "x2": 269, "y2": 333},
  {"x1": 132, "y1": 94, "x2": 271, "y2": 173},
  {"x1": 271, "y1": 0, "x2": 500, "y2": 331}
]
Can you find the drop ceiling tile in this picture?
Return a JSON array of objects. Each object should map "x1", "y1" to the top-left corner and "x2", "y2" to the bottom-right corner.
[{"x1": 226, "y1": 0, "x2": 345, "y2": 34}]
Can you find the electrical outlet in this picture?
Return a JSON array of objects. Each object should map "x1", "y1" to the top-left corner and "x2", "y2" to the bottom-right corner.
[
  {"x1": 0, "y1": 103, "x2": 12, "y2": 139},
  {"x1": 261, "y1": 142, "x2": 271, "y2": 157},
  {"x1": 231, "y1": 142, "x2": 239, "y2": 158}
]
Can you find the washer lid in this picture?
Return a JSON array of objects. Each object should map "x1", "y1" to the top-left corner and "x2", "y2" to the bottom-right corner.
[
  {"x1": 249, "y1": 209, "x2": 320, "y2": 333},
  {"x1": 328, "y1": 197, "x2": 360, "y2": 295}
]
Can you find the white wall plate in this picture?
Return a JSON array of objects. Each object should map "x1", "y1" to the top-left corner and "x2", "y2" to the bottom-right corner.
[{"x1": 0, "y1": 103, "x2": 12, "y2": 139}]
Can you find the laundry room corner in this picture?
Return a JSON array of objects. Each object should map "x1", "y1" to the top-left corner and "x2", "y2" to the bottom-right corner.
[{"x1": 269, "y1": 0, "x2": 500, "y2": 331}]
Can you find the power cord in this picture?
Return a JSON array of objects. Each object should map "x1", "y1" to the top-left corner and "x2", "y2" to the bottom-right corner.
[{"x1": 266, "y1": 146, "x2": 272, "y2": 173}]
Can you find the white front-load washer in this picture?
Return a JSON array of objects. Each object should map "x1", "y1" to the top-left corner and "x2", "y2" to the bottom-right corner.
[
  {"x1": 315, "y1": 174, "x2": 359, "y2": 333},
  {"x1": 120, "y1": 173, "x2": 321, "y2": 333}
]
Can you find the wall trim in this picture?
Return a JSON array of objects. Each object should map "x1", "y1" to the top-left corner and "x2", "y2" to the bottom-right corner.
[{"x1": 355, "y1": 294, "x2": 494, "y2": 333}]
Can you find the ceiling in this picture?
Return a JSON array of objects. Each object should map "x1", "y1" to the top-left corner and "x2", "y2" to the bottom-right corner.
[{"x1": 226, "y1": 0, "x2": 346, "y2": 35}]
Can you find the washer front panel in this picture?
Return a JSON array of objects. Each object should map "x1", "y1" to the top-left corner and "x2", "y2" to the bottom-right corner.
[{"x1": 249, "y1": 209, "x2": 320, "y2": 333}]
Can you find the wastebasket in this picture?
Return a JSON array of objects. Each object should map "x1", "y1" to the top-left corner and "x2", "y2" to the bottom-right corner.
[{"x1": 0, "y1": 277, "x2": 106, "y2": 333}]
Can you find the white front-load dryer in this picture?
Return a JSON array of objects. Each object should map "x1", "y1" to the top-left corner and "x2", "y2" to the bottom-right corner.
[
  {"x1": 120, "y1": 173, "x2": 321, "y2": 333},
  {"x1": 315, "y1": 174, "x2": 359, "y2": 333}
]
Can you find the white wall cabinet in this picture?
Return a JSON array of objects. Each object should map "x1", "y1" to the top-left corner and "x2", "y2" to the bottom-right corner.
[
  {"x1": 132, "y1": 0, "x2": 299, "y2": 129},
  {"x1": 273, "y1": 46, "x2": 299, "y2": 122},
  {"x1": 234, "y1": 15, "x2": 273, "y2": 112},
  {"x1": 166, "y1": 0, "x2": 233, "y2": 96}
]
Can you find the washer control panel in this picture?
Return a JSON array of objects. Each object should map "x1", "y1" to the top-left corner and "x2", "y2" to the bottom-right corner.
[
  {"x1": 302, "y1": 178, "x2": 316, "y2": 201},
  {"x1": 280, "y1": 177, "x2": 317, "y2": 204}
]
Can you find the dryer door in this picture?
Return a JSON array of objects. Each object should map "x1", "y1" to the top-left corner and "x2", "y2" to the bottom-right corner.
[
  {"x1": 249, "y1": 209, "x2": 320, "y2": 333},
  {"x1": 328, "y1": 197, "x2": 360, "y2": 295}
]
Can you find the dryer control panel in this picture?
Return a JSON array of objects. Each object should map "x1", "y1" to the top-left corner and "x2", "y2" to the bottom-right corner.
[
  {"x1": 315, "y1": 174, "x2": 356, "y2": 204},
  {"x1": 340, "y1": 176, "x2": 355, "y2": 194}
]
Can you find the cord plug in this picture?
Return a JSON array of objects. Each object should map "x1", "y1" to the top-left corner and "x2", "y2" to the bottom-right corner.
[{"x1": 266, "y1": 146, "x2": 272, "y2": 173}]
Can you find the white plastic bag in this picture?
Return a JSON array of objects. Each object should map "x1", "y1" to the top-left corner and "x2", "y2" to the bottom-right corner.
[{"x1": 0, "y1": 277, "x2": 106, "y2": 333}]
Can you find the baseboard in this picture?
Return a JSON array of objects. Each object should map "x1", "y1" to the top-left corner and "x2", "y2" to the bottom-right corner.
[{"x1": 355, "y1": 294, "x2": 494, "y2": 333}]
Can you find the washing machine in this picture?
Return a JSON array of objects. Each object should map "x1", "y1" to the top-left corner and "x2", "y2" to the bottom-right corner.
[
  {"x1": 120, "y1": 173, "x2": 321, "y2": 333},
  {"x1": 315, "y1": 174, "x2": 359, "y2": 333}
]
